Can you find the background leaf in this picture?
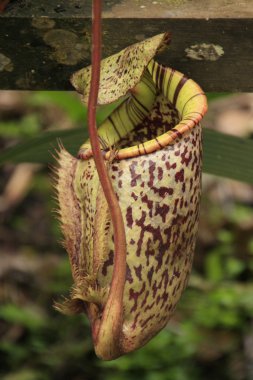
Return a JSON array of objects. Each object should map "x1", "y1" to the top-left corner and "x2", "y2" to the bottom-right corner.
[
  {"x1": 0, "y1": 128, "x2": 85, "y2": 165},
  {"x1": 202, "y1": 129, "x2": 253, "y2": 184},
  {"x1": 27, "y1": 91, "x2": 125, "y2": 125},
  {"x1": 1, "y1": 127, "x2": 253, "y2": 184}
]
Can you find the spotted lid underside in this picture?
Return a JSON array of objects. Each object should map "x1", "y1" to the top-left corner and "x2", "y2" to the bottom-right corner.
[{"x1": 70, "y1": 32, "x2": 171, "y2": 105}]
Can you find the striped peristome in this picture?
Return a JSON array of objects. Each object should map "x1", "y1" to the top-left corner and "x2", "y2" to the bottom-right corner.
[{"x1": 54, "y1": 33, "x2": 208, "y2": 360}]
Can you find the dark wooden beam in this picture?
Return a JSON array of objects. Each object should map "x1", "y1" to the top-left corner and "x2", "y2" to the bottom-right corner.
[{"x1": 0, "y1": 0, "x2": 252, "y2": 91}]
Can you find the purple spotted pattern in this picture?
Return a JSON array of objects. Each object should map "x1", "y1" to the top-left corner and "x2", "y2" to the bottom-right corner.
[{"x1": 100, "y1": 123, "x2": 202, "y2": 352}]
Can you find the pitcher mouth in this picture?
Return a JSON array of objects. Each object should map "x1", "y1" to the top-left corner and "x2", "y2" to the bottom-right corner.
[
  {"x1": 78, "y1": 62, "x2": 207, "y2": 162},
  {"x1": 105, "y1": 65, "x2": 207, "y2": 160}
]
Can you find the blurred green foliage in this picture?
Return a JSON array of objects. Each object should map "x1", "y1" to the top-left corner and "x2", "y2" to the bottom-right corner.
[{"x1": 0, "y1": 91, "x2": 253, "y2": 380}]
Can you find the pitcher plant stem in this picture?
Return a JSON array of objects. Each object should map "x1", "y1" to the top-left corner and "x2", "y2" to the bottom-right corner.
[{"x1": 87, "y1": 0, "x2": 127, "y2": 356}]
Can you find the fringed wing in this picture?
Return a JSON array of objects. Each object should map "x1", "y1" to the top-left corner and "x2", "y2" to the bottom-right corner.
[
  {"x1": 54, "y1": 146, "x2": 112, "y2": 314},
  {"x1": 53, "y1": 146, "x2": 82, "y2": 281}
]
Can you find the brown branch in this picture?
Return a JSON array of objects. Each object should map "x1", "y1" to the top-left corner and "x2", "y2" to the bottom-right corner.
[{"x1": 88, "y1": 0, "x2": 126, "y2": 358}]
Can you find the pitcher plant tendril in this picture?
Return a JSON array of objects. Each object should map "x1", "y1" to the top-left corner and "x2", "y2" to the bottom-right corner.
[{"x1": 86, "y1": 0, "x2": 127, "y2": 359}]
